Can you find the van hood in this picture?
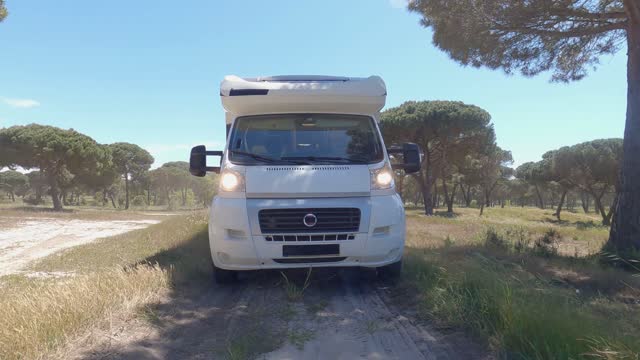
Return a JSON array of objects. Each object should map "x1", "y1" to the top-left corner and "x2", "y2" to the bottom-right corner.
[{"x1": 244, "y1": 165, "x2": 371, "y2": 198}]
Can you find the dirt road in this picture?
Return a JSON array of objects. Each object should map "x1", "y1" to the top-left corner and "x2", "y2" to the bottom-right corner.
[
  {"x1": 0, "y1": 217, "x2": 160, "y2": 276},
  {"x1": 67, "y1": 269, "x2": 486, "y2": 360}
]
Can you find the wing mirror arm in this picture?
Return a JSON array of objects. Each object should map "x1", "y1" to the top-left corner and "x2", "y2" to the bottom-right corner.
[{"x1": 190, "y1": 145, "x2": 222, "y2": 176}]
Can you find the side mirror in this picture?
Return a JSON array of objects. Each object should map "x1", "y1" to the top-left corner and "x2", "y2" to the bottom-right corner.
[
  {"x1": 388, "y1": 143, "x2": 422, "y2": 174},
  {"x1": 189, "y1": 145, "x2": 222, "y2": 177}
]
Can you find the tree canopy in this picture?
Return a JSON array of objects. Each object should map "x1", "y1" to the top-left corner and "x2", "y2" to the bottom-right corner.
[
  {"x1": 0, "y1": 124, "x2": 112, "y2": 210},
  {"x1": 409, "y1": 0, "x2": 627, "y2": 82},
  {"x1": 0, "y1": 170, "x2": 28, "y2": 202},
  {"x1": 109, "y1": 142, "x2": 154, "y2": 209},
  {"x1": 381, "y1": 100, "x2": 497, "y2": 215},
  {"x1": 0, "y1": 0, "x2": 7, "y2": 22},
  {"x1": 408, "y1": 0, "x2": 640, "y2": 251}
]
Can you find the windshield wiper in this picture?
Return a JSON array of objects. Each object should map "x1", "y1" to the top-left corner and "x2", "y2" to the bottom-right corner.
[
  {"x1": 281, "y1": 156, "x2": 369, "y2": 164},
  {"x1": 230, "y1": 150, "x2": 310, "y2": 165}
]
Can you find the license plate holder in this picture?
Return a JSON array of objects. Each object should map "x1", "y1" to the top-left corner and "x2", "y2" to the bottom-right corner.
[{"x1": 282, "y1": 244, "x2": 340, "y2": 257}]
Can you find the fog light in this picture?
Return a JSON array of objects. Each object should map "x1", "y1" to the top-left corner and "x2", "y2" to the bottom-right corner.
[
  {"x1": 217, "y1": 252, "x2": 230, "y2": 262},
  {"x1": 227, "y1": 229, "x2": 246, "y2": 239},
  {"x1": 373, "y1": 226, "x2": 391, "y2": 235}
]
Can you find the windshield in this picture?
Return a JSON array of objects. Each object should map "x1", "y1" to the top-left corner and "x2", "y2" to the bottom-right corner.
[{"x1": 227, "y1": 114, "x2": 384, "y2": 165}]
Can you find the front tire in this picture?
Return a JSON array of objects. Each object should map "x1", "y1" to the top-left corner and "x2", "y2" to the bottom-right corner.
[
  {"x1": 212, "y1": 263, "x2": 238, "y2": 284},
  {"x1": 377, "y1": 259, "x2": 402, "y2": 280}
]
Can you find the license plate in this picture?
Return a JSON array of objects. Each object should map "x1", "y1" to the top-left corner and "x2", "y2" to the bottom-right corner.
[{"x1": 282, "y1": 244, "x2": 340, "y2": 257}]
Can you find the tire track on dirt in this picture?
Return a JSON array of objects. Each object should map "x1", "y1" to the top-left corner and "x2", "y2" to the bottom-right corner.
[
  {"x1": 67, "y1": 270, "x2": 485, "y2": 359},
  {"x1": 261, "y1": 271, "x2": 453, "y2": 360}
]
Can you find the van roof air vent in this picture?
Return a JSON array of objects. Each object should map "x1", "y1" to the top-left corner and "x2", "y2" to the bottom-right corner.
[
  {"x1": 256, "y1": 75, "x2": 350, "y2": 82},
  {"x1": 265, "y1": 166, "x2": 350, "y2": 171}
]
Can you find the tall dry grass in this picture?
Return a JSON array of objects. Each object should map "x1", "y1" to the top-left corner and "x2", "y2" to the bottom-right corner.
[
  {"x1": 403, "y1": 218, "x2": 640, "y2": 359},
  {"x1": 0, "y1": 265, "x2": 169, "y2": 360},
  {"x1": 0, "y1": 211, "x2": 209, "y2": 360}
]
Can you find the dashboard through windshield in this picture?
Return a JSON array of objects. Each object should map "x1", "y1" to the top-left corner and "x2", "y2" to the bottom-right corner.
[{"x1": 227, "y1": 114, "x2": 384, "y2": 165}]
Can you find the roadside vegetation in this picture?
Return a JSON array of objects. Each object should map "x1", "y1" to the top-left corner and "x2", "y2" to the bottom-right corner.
[
  {"x1": 0, "y1": 125, "x2": 219, "y2": 212},
  {"x1": 1, "y1": 206, "x2": 638, "y2": 359},
  {"x1": 402, "y1": 207, "x2": 640, "y2": 359},
  {"x1": 0, "y1": 212, "x2": 210, "y2": 360}
]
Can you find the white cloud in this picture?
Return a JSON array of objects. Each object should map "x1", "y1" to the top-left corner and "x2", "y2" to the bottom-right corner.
[
  {"x1": 388, "y1": 0, "x2": 409, "y2": 9},
  {"x1": 1, "y1": 97, "x2": 41, "y2": 108}
]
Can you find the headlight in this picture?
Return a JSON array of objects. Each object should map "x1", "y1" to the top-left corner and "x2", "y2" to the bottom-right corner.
[
  {"x1": 370, "y1": 163, "x2": 394, "y2": 190},
  {"x1": 220, "y1": 169, "x2": 245, "y2": 192}
]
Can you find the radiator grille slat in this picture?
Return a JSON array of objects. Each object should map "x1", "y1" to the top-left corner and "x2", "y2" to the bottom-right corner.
[{"x1": 259, "y1": 208, "x2": 360, "y2": 233}]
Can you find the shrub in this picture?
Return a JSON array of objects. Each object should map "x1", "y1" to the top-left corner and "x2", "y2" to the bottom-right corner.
[
  {"x1": 505, "y1": 226, "x2": 531, "y2": 253},
  {"x1": 22, "y1": 194, "x2": 44, "y2": 205},
  {"x1": 131, "y1": 195, "x2": 147, "y2": 208},
  {"x1": 482, "y1": 227, "x2": 510, "y2": 250},
  {"x1": 404, "y1": 253, "x2": 640, "y2": 359},
  {"x1": 534, "y1": 228, "x2": 561, "y2": 257}
]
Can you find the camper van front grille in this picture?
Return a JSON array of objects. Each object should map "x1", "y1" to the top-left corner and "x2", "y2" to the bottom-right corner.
[
  {"x1": 264, "y1": 233, "x2": 356, "y2": 242},
  {"x1": 259, "y1": 208, "x2": 361, "y2": 233}
]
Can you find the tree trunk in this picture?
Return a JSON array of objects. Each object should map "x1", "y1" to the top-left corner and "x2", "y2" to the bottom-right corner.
[
  {"x1": 414, "y1": 188, "x2": 421, "y2": 206},
  {"x1": 605, "y1": 193, "x2": 619, "y2": 226},
  {"x1": 555, "y1": 189, "x2": 568, "y2": 221},
  {"x1": 609, "y1": 6, "x2": 640, "y2": 251},
  {"x1": 534, "y1": 184, "x2": 544, "y2": 209},
  {"x1": 10, "y1": 192, "x2": 15, "y2": 202},
  {"x1": 581, "y1": 191, "x2": 590, "y2": 213},
  {"x1": 417, "y1": 172, "x2": 434, "y2": 215},
  {"x1": 109, "y1": 194, "x2": 117, "y2": 209},
  {"x1": 396, "y1": 173, "x2": 405, "y2": 202},
  {"x1": 593, "y1": 193, "x2": 610, "y2": 226},
  {"x1": 479, "y1": 191, "x2": 486, "y2": 216},
  {"x1": 445, "y1": 182, "x2": 458, "y2": 213},
  {"x1": 46, "y1": 174, "x2": 63, "y2": 211},
  {"x1": 124, "y1": 173, "x2": 130, "y2": 210},
  {"x1": 460, "y1": 184, "x2": 470, "y2": 207}
]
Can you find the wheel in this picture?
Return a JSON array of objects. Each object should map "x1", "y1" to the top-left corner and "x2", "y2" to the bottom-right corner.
[
  {"x1": 212, "y1": 263, "x2": 238, "y2": 284},
  {"x1": 377, "y1": 259, "x2": 402, "y2": 280}
]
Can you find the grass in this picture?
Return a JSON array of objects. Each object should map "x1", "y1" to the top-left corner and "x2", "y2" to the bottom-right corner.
[
  {"x1": 2, "y1": 204, "x2": 638, "y2": 359},
  {"x1": 287, "y1": 329, "x2": 314, "y2": 350},
  {"x1": 405, "y1": 206, "x2": 609, "y2": 256},
  {"x1": 281, "y1": 268, "x2": 313, "y2": 302},
  {"x1": 30, "y1": 211, "x2": 210, "y2": 275},
  {"x1": 0, "y1": 265, "x2": 169, "y2": 360},
  {"x1": 402, "y1": 206, "x2": 640, "y2": 359},
  {"x1": 0, "y1": 211, "x2": 210, "y2": 360},
  {"x1": 365, "y1": 320, "x2": 380, "y2": 334}
]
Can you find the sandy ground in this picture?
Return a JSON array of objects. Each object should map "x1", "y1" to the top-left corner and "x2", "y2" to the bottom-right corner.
[
  {"x1": 65, "y1": 270, "x2": 488, "y2": 360},
  {"x1": 0, "y1": 217, "x2": 160, "y2": 276}
]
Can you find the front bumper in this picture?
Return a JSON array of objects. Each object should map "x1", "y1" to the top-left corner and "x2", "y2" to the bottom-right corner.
[{"x1": 208, "y1": 195, "x2": 405, "y2": 270}]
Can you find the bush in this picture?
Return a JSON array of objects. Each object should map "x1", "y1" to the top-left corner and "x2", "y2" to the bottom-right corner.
[
  {"x1": 505, "y1": 227, "x2": 532, "y2": 253},
  {"x1": 482, "y1": 227, "x2": 510, "y2": 250},
  {"x1": 131, "y1": 195, "x2": 147, "y2": 208},
  {"x1": 22, "y1": 194, "x2": 44, "y2": 205},
  {"x1": 403, "y1": 253, "x2": 640, "y2": 359},
  {"x1": 534, "y1": 228, "x2": 561, "y2": 257}
]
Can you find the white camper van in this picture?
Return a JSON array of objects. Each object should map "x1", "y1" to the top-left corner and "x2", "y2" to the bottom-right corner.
[{"x1": 189, "y1": 75, "x2": 421, "y2": 283}]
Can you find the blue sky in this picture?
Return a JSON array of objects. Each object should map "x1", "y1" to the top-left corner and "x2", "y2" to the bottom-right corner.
[{"x1": 0, "y1": 0, "x2": 626, "y2": 168}]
